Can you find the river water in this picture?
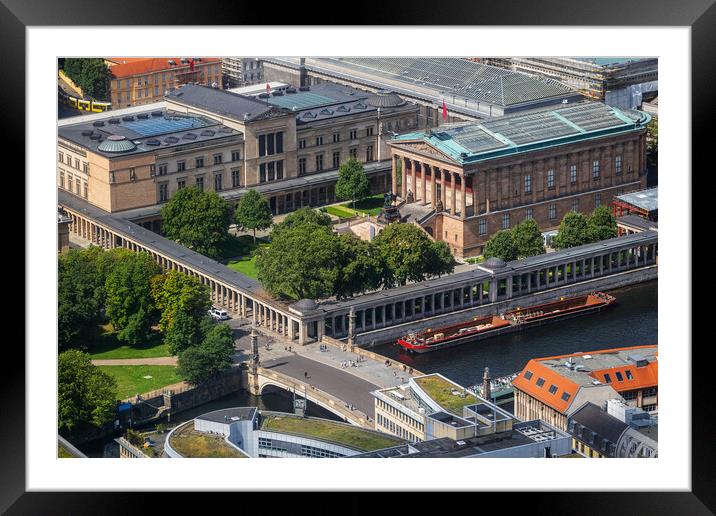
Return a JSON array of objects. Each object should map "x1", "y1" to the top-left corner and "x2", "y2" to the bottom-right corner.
[
  {"x1": 372, "y1": 281, "x2": 658, "y2": 386},
  {"x1": 77, "y1": 281, "x2": 656, "y2": 457}
]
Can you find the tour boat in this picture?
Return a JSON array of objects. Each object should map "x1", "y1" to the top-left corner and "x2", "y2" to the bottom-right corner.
[{"x1": 397, "y1": 292, "x2": 616, "y2": 353}]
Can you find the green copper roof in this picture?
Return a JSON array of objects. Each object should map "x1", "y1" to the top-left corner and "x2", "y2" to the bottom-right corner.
[{"x1": 392, "y1": 102, "x2": 651, "y2": 164}]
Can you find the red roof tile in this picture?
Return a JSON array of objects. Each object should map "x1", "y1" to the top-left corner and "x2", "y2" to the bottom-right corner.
[{"x1": 108, "y1": 57, "x2": 221, "y2": 78}]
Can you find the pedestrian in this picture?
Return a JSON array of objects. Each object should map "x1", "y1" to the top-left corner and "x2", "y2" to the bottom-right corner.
[{"x1": 304, "y1": 371, "x2": 308, "y2": 379}]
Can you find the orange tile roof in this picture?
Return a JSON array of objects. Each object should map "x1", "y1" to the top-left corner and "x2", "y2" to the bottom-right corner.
[
  {"x1": 529, "y1": 344, "x2": 656, "y2": 362},
  {"x1": 512, "y1": 359, "x2": 580, "y2": 414},
  {"x1": 589, "y1": 361, "x2": 658, "y2": 392},
  {"x1": 108, "y1": 57, "x2": 221, "y2": 78}
]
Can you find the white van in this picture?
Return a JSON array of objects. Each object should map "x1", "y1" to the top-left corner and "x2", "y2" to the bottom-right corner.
[{"x1": 208, "y1": 307, "x2": 229, "y2": 321}]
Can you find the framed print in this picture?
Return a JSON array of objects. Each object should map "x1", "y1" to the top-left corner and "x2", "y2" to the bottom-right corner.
[{"x1": 5, "y1": 0, "x2": 711, "y2": 512}]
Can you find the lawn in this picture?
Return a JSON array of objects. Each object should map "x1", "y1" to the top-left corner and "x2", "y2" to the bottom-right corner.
[
  {"x1": 98, "y1": 365, "x2": 184, "y2": 400},
  {"x1": 413, "y1": 375, "x2": 477, "y2": 416},
  {"x1": 86, "y1": 325, "x2": 170, "y2": 359},
  {"x1": 323, "y1": 205, "x2": 357, "y2": 219},
  {"x1": 465, "y1": 256, "x2": 485, "y2": 265},
  {"x1": 223, "y1": 234, "x2": 270, "y2": 279},
  {"x1": 324, "y1": 194, "x2": 386, "y2": 219},
  {"x1": 261, "y1": 414, "x2": 403, "y2": 452},
  {"x1": 169, "y1": 422, "x2": 247, "y2": 458}
]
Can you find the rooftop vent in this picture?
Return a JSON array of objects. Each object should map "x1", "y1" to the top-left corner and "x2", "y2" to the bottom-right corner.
[
  {"x1": 182, "y1": 132, "x2": 197, "y2": 140},
  {"x1": 219, "y1": 126, "x2": 232, "y2": 133},
  {"x1": 81, "y1": 130, "x2": 93, "y2": 136},
  {"x1": 122, "y1": 116, "x2": 135, "y2": 122},
  {"x1": 168, "y1": 59, "x2": 176, "y2": 66},
  {"x1": 285, "y1": 88, "x2": 297, "y2": 94},
  {"x1": 258, "y1": 93, "x2": 270, "y2": 99},
  {"x1": 89, "y1": 133, "x2": 101, "y2": 140},
  {"x1": 299, "y1": 85, "x2": 310, "y2": 91},
  {"x1": 151, "y1": 110, "x2": 164, "y2": 117},
  {"x1": 146, "y1": 138, "x2": 160, "y2": 146},
  {"x1": 136, "y1": 113, "x2": 149, "y2": 120},
  {"x1": 320, "y1": 108, "x2": 334, "y2": 115},
  {"x1": 164, "y1": 136, "x2": 179, "y2": 144},
  {"x1": 108, "y1": 118, "x2": 120, "y2": 124},
  {"x1": 92, "y1": 121, "x2": 105, "y2": 127},
  {"x1": 272, "y1": 91, "x2": 284, "y2": 96},
  {"x1": 200, "y1": 129, "x2": 215, "y2": 136}
]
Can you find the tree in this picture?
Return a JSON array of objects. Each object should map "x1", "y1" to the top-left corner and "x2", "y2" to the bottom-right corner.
[
  {"x1": 646, "y1": 118, "x2": 658, "y2": 169},
  {"x1": 63, "y1": 58, "x2": 111, "y2": 101},
  {"x1": 334, "y1": 234, "x2": 383, "y2": 298},
  {"x1": 58, "y1": 350, "x2": 117, "y2": 433},
  {"x1": 587, "y1": 205, "x2": 618, "y2": 242},
  {"x1": 58, "y1": 247, "x2": 127, "y2": 349},
  {"x1": 373, "y1": 223, "x2": 454, "y2": 287},
  {"x1": 177, "y1": 324, "x2": 235, "y2": 384},
  {"x1": 335, "y1": 158, "x2": 370, "y2": 210},
  {"x1": 553, "y1": 211, "x2": 591, "y2": 250},
  {"x1": 427, "y1": 241, "x2": 456, "y2": 278},
  {"x1": 164, "y1": 310, "x2": 204, "y2": 355},
  {"x1": 255, "y1": 223, "x2": 341, "y2": 300},
  {"x1": 234, "y1": 189, "x2": 273, "y2": 244},
  {"x1": 104, "y1": 252, "x2": 161, "y2": 345},
  {"x1": 161, "y1": 187, "x2": 231, "y2": 260},
  {"x1": 483, "y1": 230, "x2": 518, "y2": 261},
  {"x1": 271, "y1": 206, "x2": 332, "y2": 236},
  {"x1": 511, "y1": 219, "x2": 546, "y2": 258},
  {"x1": 150, "y1": 270, "x2": 210, "y2": 333}
]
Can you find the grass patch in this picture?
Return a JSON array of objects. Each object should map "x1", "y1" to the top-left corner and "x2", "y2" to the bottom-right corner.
[
  {"x1": 170, "y1": 422, "x2": 246, "y2": 458},
  {"x1": 413, "y1": 375, "x2": 477, "y2": 416},
  {"x1": 325, "y1": 194, "x2": 386, "y2": 219},
  {"x1": 261, "y1": 414, "x2": 403, "y2": 452},
  {"x1": 97, "y1": 365, "x2": 184, "y2": 400},
  {"x1": 85, "y1": 324, "x2": 170, "y2": 359},
  {"x1": 222, "y1": 234, "x2": 270, "y2": 279},
  {"x1": 226, "y1": 241, "x2": 270, "y2": 279},
  {"x1": 465, "y1": 256, "x2": 485, "y2": 265},
  {"x1": 324, "y1": 205, "x2": 357, "y2": 219}
]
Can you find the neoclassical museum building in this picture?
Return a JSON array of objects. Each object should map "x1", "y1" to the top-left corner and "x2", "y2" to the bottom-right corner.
[{"x1": 387, "y1": 101, "x2": 651, "y2": 257}]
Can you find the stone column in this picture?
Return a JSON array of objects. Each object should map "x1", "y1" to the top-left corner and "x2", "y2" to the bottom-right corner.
[
  {"x1": 421, "y1": 162, "x2": 427, "y2": 204},
  {"x1": 441, "y1": 170, "x2": 447, "y2": 209},
  {"x1": 430, "y1": 165, "x2": 437, "y2": 208},
  {"x1": 472, "y1": 176, "x2": 479, "y2": 215},
  {"x1": 401, "y1": 158, "x2": 408, "y2": 199},
  {"x1": 347, "y1": 307, "x2": 356, "y2": 346},
  {"x1": 460, "y1": 173, "x2": 466, "y2": 219},
  {"x1": 391, "y1": 155, "x2": 398, "y2": 195},
  {"x1": 451, "y1": 172, "x2": 457, "y2": 215},
  {"x1": 410, "y1": 161, "x2": 417, "y2": 202}
]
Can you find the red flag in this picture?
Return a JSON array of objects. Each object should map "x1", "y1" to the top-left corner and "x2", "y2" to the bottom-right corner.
[
  {"x1": 266, "y1": 82, "x2": 271, "y2": 95},
  {"x1": 189, "y1": 59, "x2": 195, "y2": 72},
  {"x1": 442, "y1": 98, "x2": 447, "y2": 121}
]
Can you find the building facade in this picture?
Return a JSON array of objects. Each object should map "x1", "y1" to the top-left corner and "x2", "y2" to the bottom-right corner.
[
  {"x1": 512, "y1": 345, "x2": 658, "y2": 432},
  {"x1": 105, "y1": 57, "x2": 223, "y2": 108},
  {"x1": 222, "y1": 57, "x2": 264, "y2": 87},
  {"x1": 387, "y1": 101, "x2": 651, "y2": 257}
]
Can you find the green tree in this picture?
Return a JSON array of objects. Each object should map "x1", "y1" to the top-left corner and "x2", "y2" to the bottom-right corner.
[
  {"x1": 553, "y1": 211, "x2": 591, "y2": 250},
  {"x1": 63, "y1": 58, "x2": 111, "y2": 101},
  {"x1": 335, "y1": 158, "x2": 370, "y2": 210},
  {"x1": 164, "y1": 310, "x2": 205, "y2": 355},
  {"x1": 255, "y1": 223, "x2": 341, "y2": 300},
  {"x1": 646, "y1": 118, "x2": 658, "y2": 169},
  {"x1": 271, "y1": 206, "x2": 332, "y2": 237},
  {"x1": 177, "y1": 324, "x2": 235, "y2": 384},
  {"x1": 483, "y1": 230, "x2": 518, "y2": 261},
  {"x1": 58, "y1": 350, "x2": 117, "y2": 433},
  {"x1": 104, "y1": 252, "x2": 161, "y2": 345},
  {"x1": 161, "y1": 187, "x2": 231, "y2": 260},
  {"x1": 334, "y1": 234, "x2": 383, "y2": 298},
  {"x1": 150, "y1": 270, "x2": 210, "y2": 333},
  {"x1": 427, "y1": 241, "x2": 456, "y2": 278},
  {"x1": 373, "y1": 223, "x2": 454, "y2": 287},
  {"x1": 234, "y1": 189, "x2": 273, "y2": 244},
  {"x1": 587, "y1": 205, "x2": 618, "y2": 242},
  {"x1": 511, "y1": 219, "x2": 546, "y2": 258}
]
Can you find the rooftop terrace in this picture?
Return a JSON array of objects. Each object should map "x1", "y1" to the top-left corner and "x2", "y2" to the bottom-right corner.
[{"x1": 413, "y1": 375, "x2": 478, "y2": 416}]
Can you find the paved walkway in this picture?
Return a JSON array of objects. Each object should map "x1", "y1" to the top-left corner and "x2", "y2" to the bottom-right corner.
[{"x1": 91, "y1": 357, "x2": 178, "y2": 366}]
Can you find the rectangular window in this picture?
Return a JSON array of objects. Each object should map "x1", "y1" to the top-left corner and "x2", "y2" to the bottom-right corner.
[
  {"x1": 349, "y1": 147, "x2": 357, "y2": 160},
  {"x1": 625, "y1": 370, "x2": 633, "y2": 380},
  {"x1": 83, "y1": 162, "x2": 89, "y2": 174},
  {"x1": 214, "y1": 173, "x2": 222, "y2": 191},
  {"x1": 231, "y1": 169, "x2": 241, "y2": 188},
  {"x1": 299, "y1": 139, "x2": 306, "y2": 149},
  {"x1": 149, "y1": 164, "x2": 156, "y2": 177},
  {"x1": 526, "y1": 207, "x2": 533, "y2": 220},
  {"x1": 59, "y1": 171, "x2": 65, "y2": 189},
  {"x1": 154, "y1": 85, "x2": 159, "y2": 97},
  {"x1": 570, "y1": 164, "x2": 577, "y2": 184},
  {"x1": 536, "y1": 378, "x2": 546, "y2": 387},
  {"x1": 67, "y1": 174, "x2": 74, "y2": 191},
  {"x1": 366, "y1": 126, "x2": 374, "y2": 136},
  {"x1": 298, "y1": 158, "x2": 306, "y2": 176},
  {"x1": 159, "y1": 183, "x2": 168, "y2": 202},
  {"x1": 177, "y1": 161, "x2": 186, "y2": 172},
  {"x1": 524, "y1": 174, "x2": 532, "y2": 193},
  {"x1": 333, "y1": 133, "x2": 340, "y2": 143},
  {"x1": 177, "y1": 179, "x2": 186, "y2": 190},
  {"x1": 316, "y1": 136, "x2": 324, "y2": 146},
  {"x1": 75, "y1": 158, "x2": 80, "y2": 169},
  {"x1": 478, "y1": 219, "x2": 487, "y2": 235},
  {"x1": 524, "y1": 370, "x2": 533, "y2": 380},
  {"x1": 366, "y1": 145, "x2": 374, "y2": 162},
  {"x1": 592, "y1": 160, "x2": 600, "y2": 179},
  {"x1": 276, "y1": 160, "x2": 284, "y2": 180},
  {"x1": 333, "y1": 151, "x2": 340, "y2": 169},
  {"x1": 268, "y1": 161, "x2": 275, "y2": 181},
  {"x1": 615, "y1": 371, "x2": 624, "y2": 382},
  {"x1": 259, "y1": 135, "x2": 266, "y2": 156},
  {"x1": 572, "y1": 198, "x2": 579, "y2": 212},
  {"x1": 129, "y1": 168, "x2": 136, "y2": 181},
  {"x1": 66, "y1": 155, "x2": 71, "y2": 165},
  {"x1": 561, "y1": 392, "x2": 571, "y2": 402},
  {"x1": 548, "y1": 385, "x2": 558, "y2": 395},
  {"x1": 316, "y1": 154, "x2": 323, "y2": 171},
  {"x1": 83, "y1": 182, "x2": 88, "y2": 199},
  {"x1": 615, "y1": 155, "x2": 622, "y2": 175},
  {"x1": 267, "y1": 133, "x2": 275, "y2": 155},
  {"x1": 350, "y1": 129, "x2": 357, "y2": 140},
  {"x1": 231, "y1": 150, "x2": 241, "y2": 162},
  {"x1": 213, "y1": 154, "x2": 223, "y2": 165},
  {"x1": 259, "y1": 163, "x2": 266, "y2": 183},
  {"x1": 196, "y1": 176, "x2": 204, "y2": 191},
  {"x1": 59, "y1": 151, "x2": 64, "y2": 163},
  {"x1": 549, "y1": 204, "x2": 557, "y2": 220},
  {"x1": 196, "y1": 157, "x2": 204, "y2": 169},
  {"x1": 502, "y1": 213, "x2": 510, "y2": 229},
  {"x1": 595, "y1": 193, "x2": 601, "y2": 208},
  {"x1": 76, "y1": 178, "x2": 81, "y2": 193},
  {"x1": 547, "y1": 169, "x2": 554, "y2": 189},
  {"x1": 603, "y1": 373, "x2": 612, "y2": 383}
]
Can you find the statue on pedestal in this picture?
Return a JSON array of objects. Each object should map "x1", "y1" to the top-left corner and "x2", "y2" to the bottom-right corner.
[{"x1": 377, "y1": 189, "x2": 401, "y2": 224}]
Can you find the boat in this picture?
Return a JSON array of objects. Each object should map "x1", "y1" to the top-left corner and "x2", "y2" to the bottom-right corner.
[{"x1": 397, "y1": 292, "x2": 616, "y2": 353}]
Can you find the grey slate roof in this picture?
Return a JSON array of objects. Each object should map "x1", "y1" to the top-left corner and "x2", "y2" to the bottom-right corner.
[
  {"x1": 569, "y1": 402, "x2": 628, "y2": 456},
  {"x1": 615, "y1": 187, "x2": 658, "y2": 213}
]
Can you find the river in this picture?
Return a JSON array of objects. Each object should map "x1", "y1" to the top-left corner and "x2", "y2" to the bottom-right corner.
[{"x1": 372, "y1": 281, "x2": 658, "y2": 386}]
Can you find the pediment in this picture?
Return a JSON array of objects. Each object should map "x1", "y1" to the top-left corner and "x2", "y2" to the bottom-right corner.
[{"x1": 390, "y1": 140, "x2": 460, "y2": 165}]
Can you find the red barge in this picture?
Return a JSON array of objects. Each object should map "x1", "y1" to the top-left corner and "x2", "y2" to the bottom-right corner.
[{"x1": 397, "y1": 292, "x2": 616, "y2": 354}]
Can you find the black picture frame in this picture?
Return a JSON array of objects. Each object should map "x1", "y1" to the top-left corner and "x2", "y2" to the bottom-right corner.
[{"x1": 4, "y1": 0, "x2": 708, "y2": 512}]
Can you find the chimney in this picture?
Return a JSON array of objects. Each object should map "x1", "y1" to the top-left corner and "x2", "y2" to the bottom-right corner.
[
  {"x1": 299, "y1": 58, "x2": 308, "y2": 88},
  {"x1": 483, "y1": 366, "x2": 491, "y2": 401}
]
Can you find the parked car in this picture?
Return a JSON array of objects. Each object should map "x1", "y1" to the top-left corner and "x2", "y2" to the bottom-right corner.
[{"x1": 208, "y1": 307, "x2": 229, "y2": 321}]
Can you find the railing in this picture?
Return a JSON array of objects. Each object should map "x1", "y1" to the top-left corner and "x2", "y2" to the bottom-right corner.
[
  {"x1": 321, "y1": 335, "x2": 425, "y2": 376},
  {"x1": 122, "y1": 380, "x2": 192, "y2": 404}
]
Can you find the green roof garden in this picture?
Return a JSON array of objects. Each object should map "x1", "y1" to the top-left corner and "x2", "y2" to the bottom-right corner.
[
  {"x1": 169, "y1": 422, "x2": 248, "y2": 458},
  {"x1": 413, "y1": 375, "x2": 477, "y2": 416},
  {"x1": 260, "y1": 414, "x2": 404, "y2": 452}
]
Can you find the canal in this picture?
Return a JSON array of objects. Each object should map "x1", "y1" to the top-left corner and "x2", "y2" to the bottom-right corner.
[{"x1": 373, "y1": 281, "x2": 658, "y2": 386}]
